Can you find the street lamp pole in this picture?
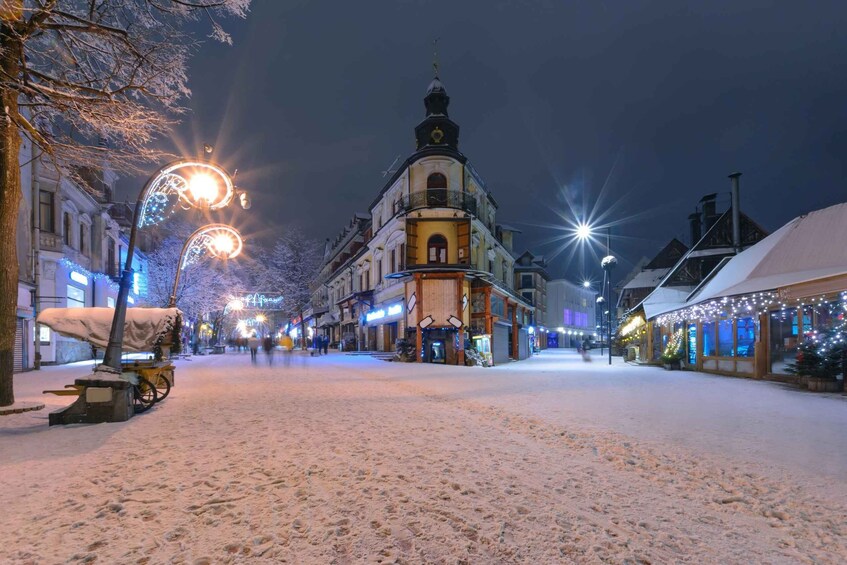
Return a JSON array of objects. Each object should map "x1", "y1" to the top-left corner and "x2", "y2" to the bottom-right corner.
[
  {"x1": 601, "y1": 227, "x2": 616, "y2": 366},
  {"x1": 99, "y1": 160, "x2": 238, "y2": 373}
]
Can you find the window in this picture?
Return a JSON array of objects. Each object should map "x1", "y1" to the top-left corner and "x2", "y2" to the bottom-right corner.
[
  {"x1": 364, "y1": 271, "x2": 370, "y2": 290},
  {"x1": 399, "y1": 244, "x2": 405, "y2": 269},
  {"x1": 63, "y1": 212, "x2": 72, "y2": 246},
  {"x1": 736, "y1": 317, "x2": 756, "y2": 357},
  {"x1": 107, "y1": 243, "x2": 116, "y2": 277},
  {"x1": 427, "y1": 234, "x2": 448, "y2": 264},
  {"x1": 39, "y1": 190, "x2": 54, "y2": 232},
  {"x1": 390, "y1": 249, "x2": 396, "y2": 273},
  {"x1": 426, "y1": 173, "x2": 448, "y2": 206},
  {"x1": 702, "y1": 321, "x2": 716, "y2": 356},
  {"x1": 67, "y1": 285, "x2": 85, "y2": 308},
  {"x1": 521, "y1": 274, "x2": 533, "y2": 289},
  {"x1": 502, "y1": 260, "x2": 509, "y2": 284},
  {"x1": 377, "y1": 260, "x2": 382, "y2": 282},
  {"x1": 79, "y1": 224, "x2": 86, "y2": 255},
  {"x1": 563, "y1": 309, "x2": 573, "y2": 326},
  {"x1": 522, "y1": 291, "x2": 533, "y2": 305},
  {"x1": 718, "y1": 319, "x2": 734, "y2": 356}
]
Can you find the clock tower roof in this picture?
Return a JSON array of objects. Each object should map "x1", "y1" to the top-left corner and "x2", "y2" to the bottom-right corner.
[{"x1": 416, "y1": 75, "x2": 459, "y2": 151}]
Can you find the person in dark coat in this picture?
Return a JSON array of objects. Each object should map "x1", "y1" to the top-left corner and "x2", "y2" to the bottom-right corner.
[
  {"x1": 322, "y1": 334, "x2": 329, "y2": 355},
  {"x1": 263, "y1": 335, "x2": 274, "y2": 365}
]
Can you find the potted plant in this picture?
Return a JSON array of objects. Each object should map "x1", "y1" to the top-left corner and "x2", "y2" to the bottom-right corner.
[
  {"x1": 660, "y1": 350, "x2": 684, "y2": 370},
  {"x1": 787, "y1": 330, "x2": 845, "y2": 392}
]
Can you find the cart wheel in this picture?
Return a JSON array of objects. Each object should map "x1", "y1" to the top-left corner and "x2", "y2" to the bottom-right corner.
[
  {"x1": 133, "y1": 377, "x2": 158, "y2": 413},
  {"x1": 150, "y1": 373, "x2": 171, "y2": 401}
]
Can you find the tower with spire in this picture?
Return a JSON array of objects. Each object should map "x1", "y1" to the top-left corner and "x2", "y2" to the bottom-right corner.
[{"x1": 414, "y1": 73, "x2": 460, "y2": 152}]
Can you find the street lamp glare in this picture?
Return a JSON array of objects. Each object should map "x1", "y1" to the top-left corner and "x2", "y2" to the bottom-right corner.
[
  {"x1": 576, "y1": 223, "x2": 592, "y2": 240},
  {"x1": 255, "y1": 314, "x2": 267, "y2": 323},
  {"x1": 188, "y1": 173, "x2": 219, "y2": 204},
  {"x1": 582, "y1": 280, "x2": 591, "y2": 288},
  {"x1": 212, "y1": 233, "x2": 236, "y2": 256}
]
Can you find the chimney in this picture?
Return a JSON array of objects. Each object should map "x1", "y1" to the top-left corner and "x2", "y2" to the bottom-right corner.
[
  {"x1": 729, "y1": 172, "x2": 742, "y2": 253},
  {"x1": 699, "y1": 193, "x2": 718, "y2": 232},
  {"x1": 688, "y1": 212, "x2": 702, "y2": 245}
]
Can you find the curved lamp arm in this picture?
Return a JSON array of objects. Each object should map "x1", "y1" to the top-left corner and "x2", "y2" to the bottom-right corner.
[{"x1": 168, "y1": 224, "x2": 243, "y2": 308}]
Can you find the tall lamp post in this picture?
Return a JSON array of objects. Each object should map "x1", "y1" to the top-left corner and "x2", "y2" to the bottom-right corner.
[
  {"x1": 576, "y1": 223, "x2": 616, "y2": 365},
  {"x1": 100, "y1": 159, "x2": 242, "y2": 373},
  {"x1": 168, "y1": 224, "x2": 243, "y2": 308}
]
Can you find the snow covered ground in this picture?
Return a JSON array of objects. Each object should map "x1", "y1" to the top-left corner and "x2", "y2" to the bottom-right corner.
[{"x1": 2, "y1": 349, "x2": 846, "y2": 563}]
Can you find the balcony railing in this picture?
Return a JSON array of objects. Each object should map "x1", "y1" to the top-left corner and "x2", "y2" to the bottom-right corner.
[{"x1": 402, "y1": 190, "x2": 477, "y2": 216}]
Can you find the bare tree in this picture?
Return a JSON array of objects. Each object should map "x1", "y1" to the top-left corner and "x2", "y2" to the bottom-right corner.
[
  {"x1": 0, "y1": 1, "x2": 250, "y2": 406},
  {"x1": 257, "y1": 228, "x2": 322, "y2": 348}
]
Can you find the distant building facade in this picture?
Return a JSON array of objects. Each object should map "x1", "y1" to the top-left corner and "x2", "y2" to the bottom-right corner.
[
  {"x1": 310, "y1": 75, "x2": 537, "y2": 364},
  {"x1": 545, "y1": 279, "x2": 597, "y2": 348}
]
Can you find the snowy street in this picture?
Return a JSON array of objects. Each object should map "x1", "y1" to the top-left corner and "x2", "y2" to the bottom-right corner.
[{"x1": 2, "y1": 349, "x2": 846, "y2": 563}]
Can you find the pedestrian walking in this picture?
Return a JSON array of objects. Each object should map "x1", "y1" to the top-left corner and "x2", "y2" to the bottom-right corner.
[
  {"x1": 322, "y1": 334, "x2": 328, "y2": 355},
  {"x1": 263, "y1": 335, "x2": 274, "y2": 365},
  {"x1": 248, "y1": 335, "x2": 260, "y2": 364}
]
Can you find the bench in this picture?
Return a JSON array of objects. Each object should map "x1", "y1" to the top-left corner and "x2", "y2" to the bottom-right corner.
[{"x1": 43, "y1": 384, "x2": 84, "y2": 396}]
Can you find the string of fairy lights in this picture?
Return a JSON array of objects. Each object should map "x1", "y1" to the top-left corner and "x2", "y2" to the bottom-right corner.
[{"x1": 138, "y1": 173, "x2": 187, "y2": 227}]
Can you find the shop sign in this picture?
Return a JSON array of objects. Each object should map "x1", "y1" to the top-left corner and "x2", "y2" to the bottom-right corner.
[
  {"x1": 366, "y1": 303, "x2": 403, "y2": 322},
  {"x1": 70, "y1": 271, "x2": 89, "y2": 286}
]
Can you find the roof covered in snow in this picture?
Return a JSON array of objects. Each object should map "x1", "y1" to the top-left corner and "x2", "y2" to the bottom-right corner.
[
  {"x1": 687, "y1": 202, "x2": 847, "y2": 304},
  {"x1": 622, "y1": 268, "x2": 670, "y2": 291}
]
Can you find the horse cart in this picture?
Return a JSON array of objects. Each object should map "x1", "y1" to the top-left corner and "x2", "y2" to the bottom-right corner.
[{"x1": 37, "y1": 307, "x2": 183, "y2": 424}]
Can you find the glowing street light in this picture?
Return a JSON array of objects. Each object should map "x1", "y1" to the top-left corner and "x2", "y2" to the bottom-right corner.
[
  {"x1": 582, "y1": 280, "x2": 591, "y2": 288},
  {"x1": 255, "y1": 314, "x2": 267, "y2": 323},
  {"x1": 169, "y1": 224, "x2": 244, "y2": 308},
  {"x1": 573, "y1": 221, "x2": 616, "y2": 365},
  {"x1": 101, "y1": 158, "x2": 250, "y2": 372}
]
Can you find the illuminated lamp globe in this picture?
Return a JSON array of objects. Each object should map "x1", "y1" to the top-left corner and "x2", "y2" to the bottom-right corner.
[
  {"x1": 211, "y1": 233, "x2": 236, "y2": 256},
  {"x1": 576, "y1": 223, "x2": 592, "y2": 240},
  {"x1": 582, "y1": 280, "x2": 591, "y2": 288},
  {"x1": 188, "y1": 173, "x2": 219, "y2": 204}
]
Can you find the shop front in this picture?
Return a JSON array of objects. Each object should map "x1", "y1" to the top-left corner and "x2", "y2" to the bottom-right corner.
[{"x1": 364, "y1": 300, "x2": 405, "y2": 352}]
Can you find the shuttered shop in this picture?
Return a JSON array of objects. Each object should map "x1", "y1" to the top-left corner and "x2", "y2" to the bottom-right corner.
[{"x1": 13, "y1": 318, "x2": 24, "y2": 373}]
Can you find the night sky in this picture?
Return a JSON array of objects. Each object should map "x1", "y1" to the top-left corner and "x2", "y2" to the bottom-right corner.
[{"x1": 120, "y1": 1, "x2": 847, "y2": 282}]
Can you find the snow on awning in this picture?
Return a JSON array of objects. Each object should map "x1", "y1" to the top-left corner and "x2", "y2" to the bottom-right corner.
[
  {"x1": 37, "y1": 307, "x2": 182, "y2": 352},
  {"x1": 642, "y1": 287, "x2": 693, "y2": 320}
]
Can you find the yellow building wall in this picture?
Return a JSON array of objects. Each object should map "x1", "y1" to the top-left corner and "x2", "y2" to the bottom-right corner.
[{"x1": 413, "y1": 220, "x2": 461, "y2": 264}]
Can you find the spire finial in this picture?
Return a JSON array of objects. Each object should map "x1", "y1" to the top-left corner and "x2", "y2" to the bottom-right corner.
[{"x1": 432, "y1": 37, "x2": 440, "y2": 78}]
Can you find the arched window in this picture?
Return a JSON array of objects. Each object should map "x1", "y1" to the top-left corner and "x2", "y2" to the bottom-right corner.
[
  {"x1": 427, "y1": 234, "x2": 448, "y2": 264},
  {"x1": 427, "y1": 173, "x2": 448, "y2": 206}
]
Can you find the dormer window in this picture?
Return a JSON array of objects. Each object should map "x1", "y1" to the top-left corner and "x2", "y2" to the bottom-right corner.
[
  {"x1": 428, "y1": 234, "x2": 448, "y2": 264},
  {"x1": 427, "y1": 173, "x2": 448, "y2": 206}
]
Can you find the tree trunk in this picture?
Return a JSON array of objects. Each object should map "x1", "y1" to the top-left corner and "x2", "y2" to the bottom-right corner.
[
  {"x1": 299, "y1": 310, "x2": 306, "y2": 350},
  {"x1": 0, "y1": 28, "x2": 22, "y2": 406}
]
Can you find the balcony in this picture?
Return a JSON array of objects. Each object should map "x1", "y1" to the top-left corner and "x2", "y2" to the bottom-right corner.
[
  {"x1": 39, "y1": 232, "x2": 63, "y2": 253},
  {"x1": 402, "y1": 190, "x2": 477, "y2": 216}
]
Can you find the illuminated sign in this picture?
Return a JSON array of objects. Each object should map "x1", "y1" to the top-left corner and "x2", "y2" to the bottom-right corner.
[
  {"x1": 234, "y1": 292, "x2": 284, "y2": 310},
  {"x1": 69, "y1": 271, "x2": 88, "y2": 286},
  {"x1": 365, "y1": 303, "x2": 404, "y2": 323}
]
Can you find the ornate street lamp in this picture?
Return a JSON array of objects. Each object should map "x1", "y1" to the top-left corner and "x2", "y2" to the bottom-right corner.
[
  {"x1": 168, "y1": 224, "x2": 243, "y2": 308},
  {"x1": 100, "y1": 159, "x2": 246, "y2": 373}
]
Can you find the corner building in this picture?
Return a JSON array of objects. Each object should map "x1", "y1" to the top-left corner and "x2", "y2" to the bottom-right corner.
[{"x1": 315, "y1": 76, "x2": 534, "y2": 365}]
